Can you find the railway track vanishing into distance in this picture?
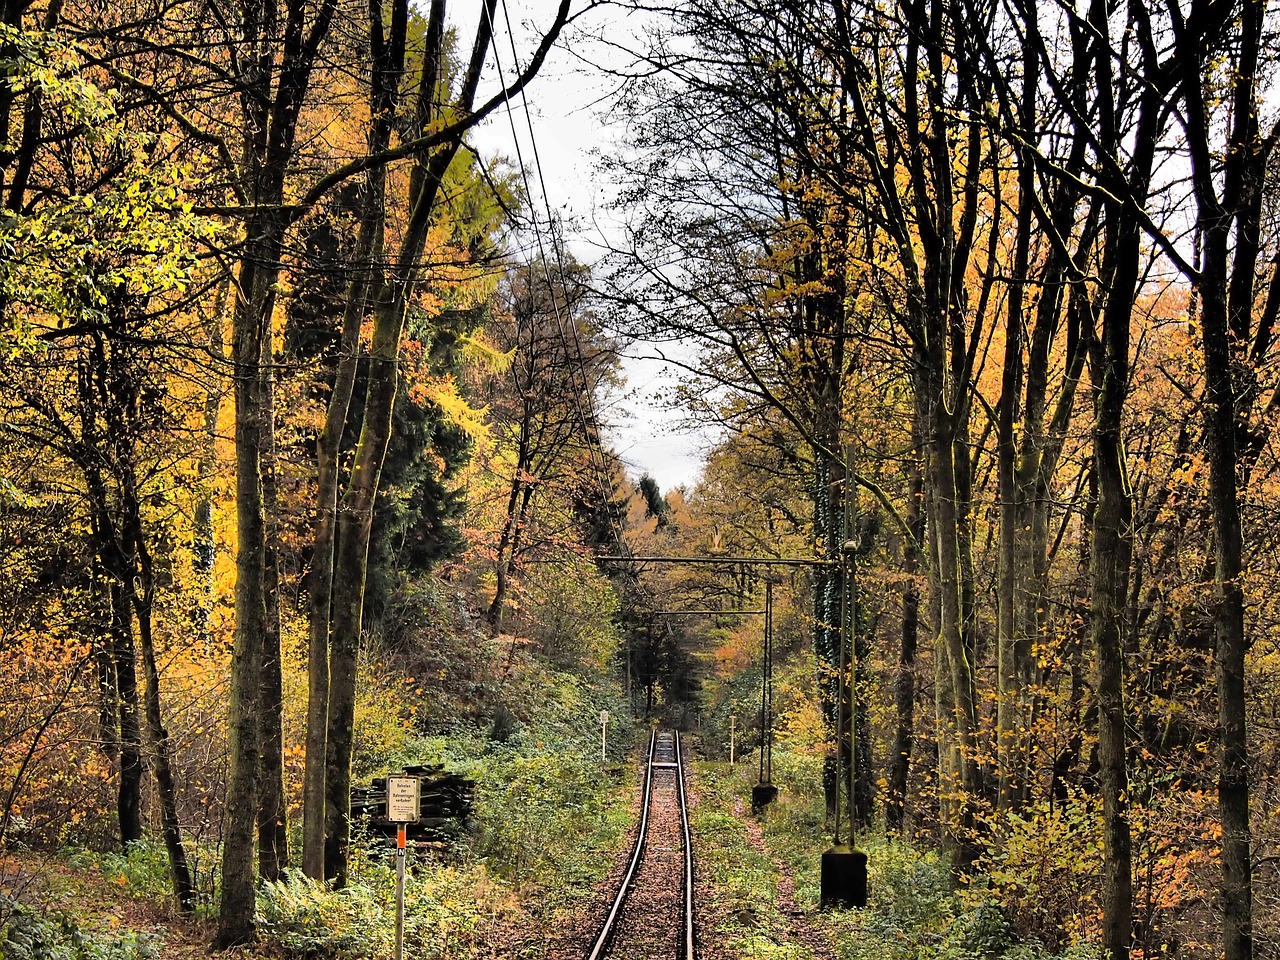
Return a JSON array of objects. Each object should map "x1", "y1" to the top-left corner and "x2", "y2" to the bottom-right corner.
[{"x1": 587, "y1": 729, "x2": 696, "y2": 960}]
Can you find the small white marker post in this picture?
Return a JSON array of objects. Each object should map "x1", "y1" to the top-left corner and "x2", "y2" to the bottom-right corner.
[
  {"x1": 600, "y1": 709, "x2": 609, "y2": 763},
  {"x1": 730, "y1": 714, "x2": 736, "y2": 766},
  {"x1": 387, "y1": 775, "x2": 420, "y2": 960}
]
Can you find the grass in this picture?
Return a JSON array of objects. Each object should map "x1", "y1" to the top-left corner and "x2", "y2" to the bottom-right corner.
[
  {"x1": 697, "y1": 749, "x2": 1102, "y2": 960},
  {"x1": 691, "y1": 760, "x2": 821, "y2": 960}
]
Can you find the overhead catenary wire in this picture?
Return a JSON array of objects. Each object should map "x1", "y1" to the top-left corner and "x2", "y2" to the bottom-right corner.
[{"x1": 482, "y1": 0, "x2": 632, "y2": 560}]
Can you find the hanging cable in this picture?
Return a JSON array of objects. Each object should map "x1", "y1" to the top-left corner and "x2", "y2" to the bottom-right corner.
[{"x1": 482, "y1": 0, "x2": 632, "y2": 559}]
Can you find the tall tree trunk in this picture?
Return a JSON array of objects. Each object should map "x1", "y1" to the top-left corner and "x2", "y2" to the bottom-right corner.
[
  {"x1": 1090, "y1": 296, "x2": 1135, "y2": 960},
  {"x1": 308, "y1": 0, "x2": 571, "y2": 885},
  {"x1": 217, "y1": 246, "x2": 274, "y2": 947},
  {"x1": 218, "y1": 0, "x2": 342, "y2": 931},
  {"x1": 996, "y1": 126, "x2": 1032, "y2": 812},
  {"x1": 80, "y1": 369, "x2": 143, "y2": 847},
  {"x1": 928, "y1": 398, "x2": 981, "y2": 865},
  {"x1": 1200, "y1": 261, "x2": 1252, "y2": 960},
  {"x1": 106, "y1": 317, "x2": 198, "y2": 910},
  {"x1": 257, "y1": 374, "x2": 287, "y2": 882},
  {"x1": 94, "y1": 564, "x2": 120, "y2": 763},
  {"x1": 886, "y1": 446, "x2": 923, "y2": 833},
  {"x1": 814, "y1": 446, "x2": 843, "y2": 818},
  {"x1": 1087, "y1": 56, "x2": 1160, "y2": 951},
  {"x1": 215, "y1": 0, "x2": 277, "y2": 928},
  {"x1": 1176, "y1": 2, "x2": 1268, "y2": 952}
]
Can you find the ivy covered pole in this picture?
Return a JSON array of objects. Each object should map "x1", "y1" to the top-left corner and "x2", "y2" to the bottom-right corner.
[{"x1": 814, "y1": 452, "x2": 844, "y2": 819}]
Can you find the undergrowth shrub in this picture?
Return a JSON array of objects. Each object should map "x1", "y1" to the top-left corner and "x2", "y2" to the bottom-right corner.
[
  {"x1": 86, "y1": 841, "x2": 173, "y2": 901},
  {"x1": 258, "y1": 871, "x2": 390, "y2": 959},
  {"x1": 862, "y1": 837, "x2": 954, "y2": 931},
  {"x1": 60, "y1": 840, "x2": 219, "y2": 917},
  {"x1": 771, "y1": 750, "x2": 825, "y2": 801},
  {"x1": 975, "y1": 793, "x2": 1102, "y2": 950},
  {"x1": 401, "y1": 865, "x2": 512, "y2": 957},
  {"x1": 0, "y1": 896, "x2": 158, "y2": 960},
  {"x1": 472, "y1": 748, "x2": 624, "y2": 892},
  {"x1": 258, "y1": 862, "x2": 511, "y2": 959}
]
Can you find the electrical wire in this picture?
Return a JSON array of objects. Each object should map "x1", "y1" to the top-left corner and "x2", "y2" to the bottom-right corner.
[{"x1": 482, "y1": 0, "x2": 633, "y2": 560}]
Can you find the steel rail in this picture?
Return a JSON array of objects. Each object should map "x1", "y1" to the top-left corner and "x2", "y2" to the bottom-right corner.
[
  {"x1": 586, "y1": 730, "x2": 696, "y2": 960},
  {"x1": 585, "y1": 730, "x2": 657, "y2": 960},
  {"x1": 675, "y1": 730, "x2": 696, "y2": 960}
]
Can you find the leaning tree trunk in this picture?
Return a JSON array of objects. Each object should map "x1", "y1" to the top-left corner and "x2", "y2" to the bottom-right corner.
[
  {"x1": 323, "y1": 0, "x2": 456, "y2": 887},
  {"x1": 129, "y1": 526, "x2": 197, "y2": 912},
  {"x1": 108, "y1": 325, "x2": 197, "y2": 910},
  {"x1": 302, "y1": 0, "x2": 402, "y2": 878},
  {"x1": 486, "y1": 410, "x2": 532, "y2": 632},
  {"x1": 315, "y1": 0, "x2": 569, "y2": 886},
  {"x1": 302, "y1": 164, "x2": 386, "y2": 880}
]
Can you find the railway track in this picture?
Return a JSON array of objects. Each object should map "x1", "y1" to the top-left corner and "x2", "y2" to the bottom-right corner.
[{"x1": 587, "y1": 729, "x2": 695, "y2": 960}]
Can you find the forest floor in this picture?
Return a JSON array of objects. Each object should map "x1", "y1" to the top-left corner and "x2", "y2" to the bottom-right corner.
[{"x1": 0, "y1": 850, "x2": 236, "y2": 958}]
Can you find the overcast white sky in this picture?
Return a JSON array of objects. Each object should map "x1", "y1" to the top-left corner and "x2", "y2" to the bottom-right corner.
[{"x1": 451, "y1": 1, "x2": 713, "y2": 493}]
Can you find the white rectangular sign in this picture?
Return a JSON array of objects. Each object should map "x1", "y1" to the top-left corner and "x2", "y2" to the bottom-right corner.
[{"x1": 386, "y1": 776, "x2": 420, "y2": 823}]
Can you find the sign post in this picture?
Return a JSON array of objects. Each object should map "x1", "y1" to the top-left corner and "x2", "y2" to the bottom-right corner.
[
  {"x1": 730, "y1": 713, "x2": 736, "y2": 766},
  {"x1": 600, "y1": 709, "x2": 609, "y2": 763},
  {"x1": 394, "y1": 823, "x2": 406, "y2": 960},
  {"x1": 387, "y1": 776, "x2": 420, "y2": 960}
]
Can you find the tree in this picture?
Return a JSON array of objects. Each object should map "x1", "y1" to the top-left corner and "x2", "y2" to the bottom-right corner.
[
  {"x1": 1, "y1": 15, "x2": 211, "y2": 907},
  {"x1": 1171, "y1": 0, "x2": 1280, "y2": 951},
  {"x1": 991, "y1": 0, "x2": 1177, "y2": 947},
  {"x1": 212, "y1": 0, "x2": 342, "y2": 939},
  {"x1": 816, "y1": 0, "x2": 1000, "y2": 861},
  {"x1": 306, "y1": 0, "x2": 574, "y2": 887},
  {"x1": 479, "y1": 255, "x2": 614, "y2": 633}
]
